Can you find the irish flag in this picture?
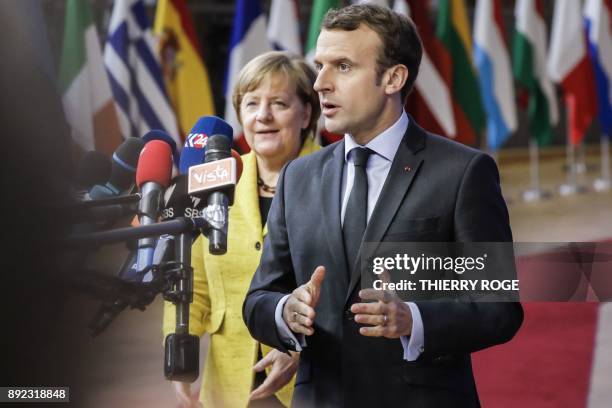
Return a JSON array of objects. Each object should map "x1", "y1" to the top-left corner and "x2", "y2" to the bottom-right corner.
[
  {"x1": 512, "y1": 0, "x2": 559, "y2": 146},
  {"x1": 435, "y1": 0, "x2": 485, "y2": 146},
  {"x1": 59, "y1": 0, "x2": 122, "y2": 155},
  {"x1": 547, "y1": 0, "x2": 597, "y2": 145}
]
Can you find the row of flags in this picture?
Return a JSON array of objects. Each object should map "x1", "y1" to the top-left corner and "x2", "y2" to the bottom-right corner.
[
  {"x1": 59, "y1": 0, "x2": 611, "y2": 158},
  {"x1": 399, "y1": 0, "x2": 610, "y2": 151},
  {"x1": 60, "y1": 0, "x2": 215, "y2": 156}
]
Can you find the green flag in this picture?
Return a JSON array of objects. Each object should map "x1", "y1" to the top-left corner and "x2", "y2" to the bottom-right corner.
[
  {"x1": 512, "y1": 0, "x2": 559, "y2": 146},
  {"x1": 305, "y1": 0, "x2": 340, "y2": 62}
]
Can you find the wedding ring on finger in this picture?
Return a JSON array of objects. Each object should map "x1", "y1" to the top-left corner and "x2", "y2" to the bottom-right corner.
[
  {"x1": 293, "y1": 311, "x2": 299, "y2": 322},
  {"x1": 382, "y1": 314, "x2": 388, "y2": 326}
]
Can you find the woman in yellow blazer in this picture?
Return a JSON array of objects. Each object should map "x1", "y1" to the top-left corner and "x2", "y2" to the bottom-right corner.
[{"x1": 163, "y1": 51, "x2": 320, "y2": 408}]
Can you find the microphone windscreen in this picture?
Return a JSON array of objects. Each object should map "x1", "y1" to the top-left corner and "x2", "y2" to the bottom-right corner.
[
  {"x1": 187, "y1": 116, "x2": 233, "y2": 146},
  {"x1": 77, "y1": 151, "x2": 110, "y2": 189},
  {"x1": 142, "y1": 129, "x2": 179, "y2": 164},
  {"x1": 136, "y1": 140, "x2": 173, "y2": 188},
  {"x1": 180, "y1": 116, "x2": 234, "y2": 175},
  {"x1": 109, "y1": 137, "x2": 145, "y2": 191},
  {"x1": 179, "y1": 146, "x2": 205, "y2": 175}
]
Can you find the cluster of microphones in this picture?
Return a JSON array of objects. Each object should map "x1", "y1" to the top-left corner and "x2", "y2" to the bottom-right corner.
[{"x1": 60, "y1": 116, "x2": 243, "y2": 382}]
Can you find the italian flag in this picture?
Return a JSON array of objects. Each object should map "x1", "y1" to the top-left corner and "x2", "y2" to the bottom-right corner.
[
  {"x1": 58, "y1": 0, "x2": 122, "y2": 155},
  {"x1": 547, "y1": 0, "x2": 597, "y2": 145},
  {"x1": 513, "y1": 0, "x2": 559, "y2": 146},
  {"x1": 435, "y1": 0, "x2": 485, "y2": 145}
]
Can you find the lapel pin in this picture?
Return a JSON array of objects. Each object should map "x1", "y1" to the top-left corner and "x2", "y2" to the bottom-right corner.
[{"x1": 404, "y1": 166, "x2": 412, "y2": 172}]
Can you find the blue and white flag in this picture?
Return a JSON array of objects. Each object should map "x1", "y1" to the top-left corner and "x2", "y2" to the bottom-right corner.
[
  {"x1": 473, "y1": 0, "x2": 517, "y2": 150},
  {"x1": 224, "y1": 0, "x2": 271, "y2": 142},
  {"x1": 584, "y1": 0, "x2": 612, "y2": 136},
  {"x1": 268, "y1": 0, "x2": 301, "y2": 54},
  {"x1": 103, "y1": 0, "x2": 180, "y2": 146}
]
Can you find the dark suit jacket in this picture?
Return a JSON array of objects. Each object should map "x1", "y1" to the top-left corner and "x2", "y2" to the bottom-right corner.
[{"x1": 243, "y1": 119, "x2": 523, "y2": 407}]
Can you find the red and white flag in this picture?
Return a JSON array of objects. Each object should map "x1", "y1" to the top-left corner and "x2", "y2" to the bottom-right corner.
[{"x1": 547, "y1": 0, "x2": 598, "y2": 145}]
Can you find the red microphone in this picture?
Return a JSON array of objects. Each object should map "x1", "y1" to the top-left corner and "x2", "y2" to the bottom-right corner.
[{"x1": 136, "y1": 140, "x2": 173, "y2": 189}]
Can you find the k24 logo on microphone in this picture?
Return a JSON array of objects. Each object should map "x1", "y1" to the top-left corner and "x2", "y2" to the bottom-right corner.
[
  {"x1": 186, "y1": 132, "x2": 208, "y2": 148},
  {"x1": 188, "y1": 158, "x2": 237, "y2": 195}
]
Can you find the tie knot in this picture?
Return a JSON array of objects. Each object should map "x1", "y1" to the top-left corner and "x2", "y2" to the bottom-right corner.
[{"x1": 351, "y1": 147, "x2": 372, "y2": 167}]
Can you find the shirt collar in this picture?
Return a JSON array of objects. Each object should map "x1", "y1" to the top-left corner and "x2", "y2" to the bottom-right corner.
[{"x1": 344, "y1": 110, "x2": 409, "y2": 163}]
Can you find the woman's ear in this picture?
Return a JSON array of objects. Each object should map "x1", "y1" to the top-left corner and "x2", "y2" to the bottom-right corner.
[{"x1": 383, "y1": 64, "x2": 408, "y2": 96}]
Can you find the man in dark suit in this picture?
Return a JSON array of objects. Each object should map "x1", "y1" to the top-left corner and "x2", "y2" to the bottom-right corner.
[{"x1": 243, "y1": 4, "x2": 523, "y2": 407}]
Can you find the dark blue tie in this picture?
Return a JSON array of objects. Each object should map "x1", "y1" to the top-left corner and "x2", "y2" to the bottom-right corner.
[{"x1": 343, "y1": 147, "x2": 373, "y2": 274}]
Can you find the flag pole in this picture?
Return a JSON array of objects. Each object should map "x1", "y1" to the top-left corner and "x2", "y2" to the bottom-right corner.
[
  {"x1": 576, "y1": 140, "x2": 587, "y2": 175},
  {"x1": 522, "y1": 138, "x2": 551, "y2": 202},
  {"x1": 594, "y1": 134, "x2": 611, "y2": 192},
  {"x1": 559, "y1": 117, "x2": 587, "y2": 196},
  {"x1": 486, "y1": 135, "x2": 510, "y2": 204}
]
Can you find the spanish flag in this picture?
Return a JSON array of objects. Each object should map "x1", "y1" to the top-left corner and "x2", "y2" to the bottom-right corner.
[{"x1": 154, "y1": 0, "x2": 215, "y2": 141}]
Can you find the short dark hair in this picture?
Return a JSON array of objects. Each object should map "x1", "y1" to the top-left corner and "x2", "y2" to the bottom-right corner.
[{"x1": 321, "y1": 4, "x2": 422, "y2": 101}]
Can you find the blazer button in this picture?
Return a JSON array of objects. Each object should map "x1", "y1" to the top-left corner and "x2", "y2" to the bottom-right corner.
[
  {"x1": 344, "y1": 309, "x2": 353, "y2": 320},
  {"x1": 255, "y1": 241, "x2": 261, "y2": 250}
]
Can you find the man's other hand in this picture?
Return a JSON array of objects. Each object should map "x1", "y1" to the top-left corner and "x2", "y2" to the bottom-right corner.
[{"x1": 351, "y1": 287, "x2": 413, "y2": 338}]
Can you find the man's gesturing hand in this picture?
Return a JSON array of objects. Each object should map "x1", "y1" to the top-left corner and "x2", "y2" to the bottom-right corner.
[
  {"x1": 282, "y1": 266, "x2": 326, "y2": 336},
  {"x1": 351, "y1": 287, "x2": 413, "y2": 338}
]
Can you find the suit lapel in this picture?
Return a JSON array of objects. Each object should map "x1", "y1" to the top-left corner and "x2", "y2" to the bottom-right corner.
[
  {"x1": 263, "y1": 137, "x2": 319, "y2": 237},
  {"x1": 345, "y1": 120, "x2": 426, "y2": 303},
  {"x1": 321, "y1": 141, "x2": 350, "y2": 287}
]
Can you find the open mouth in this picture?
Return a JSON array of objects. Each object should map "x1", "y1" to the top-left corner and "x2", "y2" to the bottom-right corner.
[{"x1": 321, "y1": 102, "x2": 340, "y2": 115}]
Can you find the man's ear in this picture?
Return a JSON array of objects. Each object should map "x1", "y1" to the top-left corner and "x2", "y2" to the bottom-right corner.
[{"x1": 383, "y1": 64, "x2": 409, "y2": 96}]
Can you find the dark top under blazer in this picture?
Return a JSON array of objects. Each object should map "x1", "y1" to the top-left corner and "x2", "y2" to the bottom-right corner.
[{"x1": 243, "y1": 118, "x2": 524, "y2": 408}]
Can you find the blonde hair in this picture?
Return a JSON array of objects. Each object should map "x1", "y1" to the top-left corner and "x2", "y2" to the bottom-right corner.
[{"x1": 232, "y1": 51, "x2": 321, "y2": 140}]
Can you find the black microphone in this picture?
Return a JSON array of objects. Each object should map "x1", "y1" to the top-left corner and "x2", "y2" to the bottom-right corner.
[
  {"x1": 187, "y1": 135, "x2": 237, "y2": 255},
  {"x1": 88, "y1": 137, "x2": 144, "y2": 200},
  {"x1": 133, "y1": 140, "x2": 173, "y2": 277}
]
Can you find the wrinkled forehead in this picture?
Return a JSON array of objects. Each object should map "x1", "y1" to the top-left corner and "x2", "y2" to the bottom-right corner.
[{"x1": 314, "y1": 26, "x2": 382, "y2": 64}]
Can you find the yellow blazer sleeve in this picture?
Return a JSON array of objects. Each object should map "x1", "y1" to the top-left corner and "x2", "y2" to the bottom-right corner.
[{"x1": 162, "y1": 235, "x2": 210, "y2": 340}]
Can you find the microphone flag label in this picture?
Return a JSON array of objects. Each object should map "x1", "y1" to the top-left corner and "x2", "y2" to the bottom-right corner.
[{"x1": 188, "y1": 157, "x2": 237, "y2": 195}]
